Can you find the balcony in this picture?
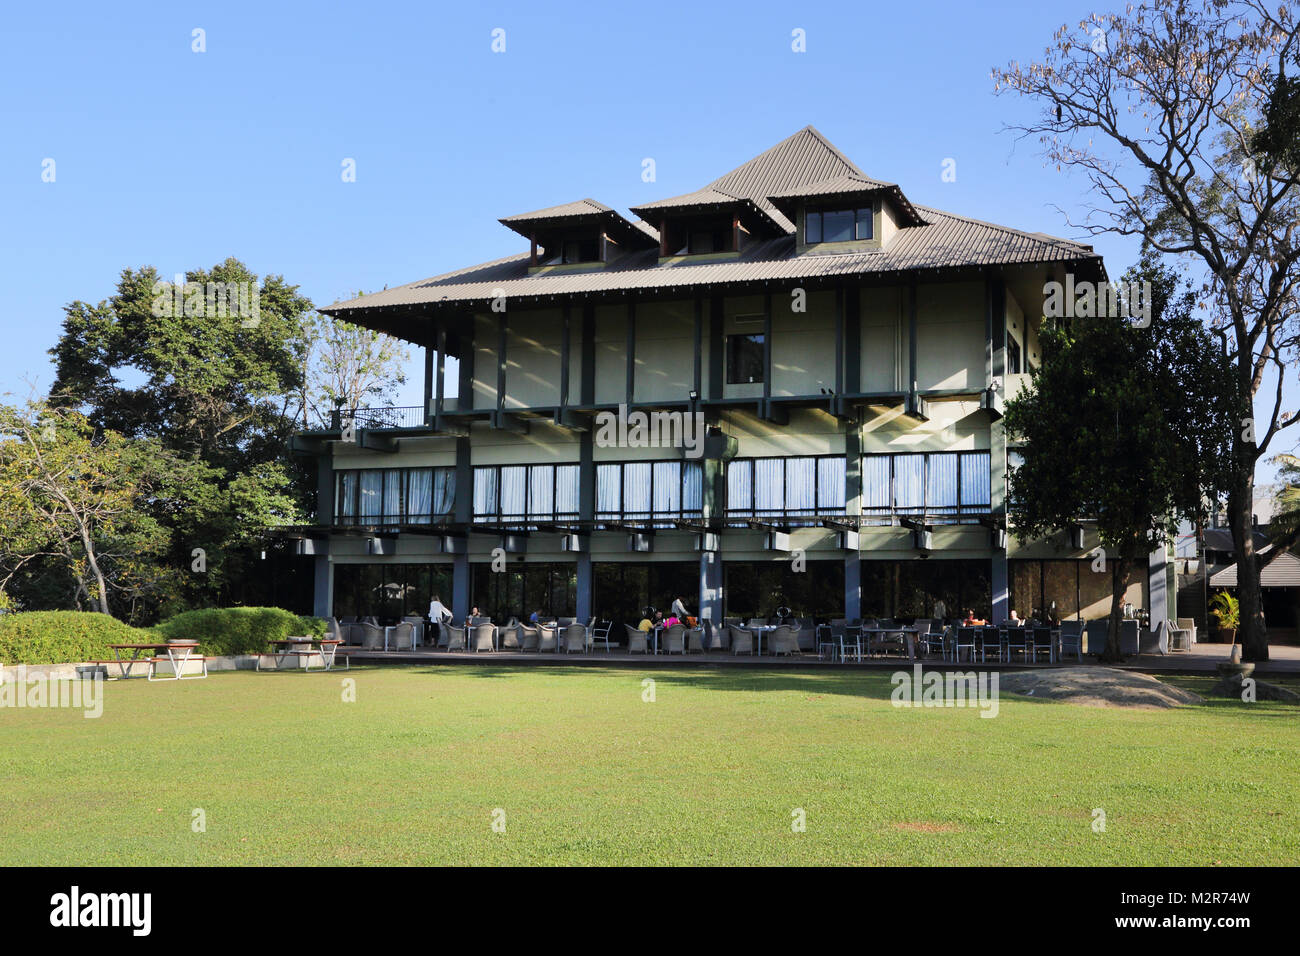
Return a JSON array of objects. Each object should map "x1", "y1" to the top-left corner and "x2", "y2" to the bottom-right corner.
[{"x1": 330, "y1": 406, "x2": 429, "y2": 431}]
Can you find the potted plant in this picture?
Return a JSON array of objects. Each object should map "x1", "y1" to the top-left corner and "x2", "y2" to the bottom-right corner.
[{"x1": 1208, "y1": 590, "x2": 1240, "y2": 645}]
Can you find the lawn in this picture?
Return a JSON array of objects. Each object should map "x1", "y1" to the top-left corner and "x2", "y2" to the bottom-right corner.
[{"x1": 1, "y1": 665, "x2": 1297, "y2": 866}]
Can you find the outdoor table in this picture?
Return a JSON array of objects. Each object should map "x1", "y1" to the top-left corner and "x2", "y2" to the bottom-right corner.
[
  {"x1": 262, "y1": 637, "x2": 346, "y2": 671},
  {"x1": 108, "y1": 642, "x2": 202, "y2": 680}
]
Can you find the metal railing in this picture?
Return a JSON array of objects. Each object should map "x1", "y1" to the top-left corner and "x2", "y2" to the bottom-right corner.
[{"x1": 331, "y1": 406, "x2": 428, "y2": 430}]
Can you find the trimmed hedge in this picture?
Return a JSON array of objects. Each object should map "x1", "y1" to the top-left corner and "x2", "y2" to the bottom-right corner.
[
  {"x1": 152, "y1": 607, "x2": 326, "y2": 656},
  {"x1": 0, "y1": 611, "x2": 155, "y2": 666}
]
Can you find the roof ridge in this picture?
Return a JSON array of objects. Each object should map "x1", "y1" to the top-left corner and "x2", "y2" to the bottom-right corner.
[{"x1": 912, "y1": 204, "x2": 1094, "y2": 251}]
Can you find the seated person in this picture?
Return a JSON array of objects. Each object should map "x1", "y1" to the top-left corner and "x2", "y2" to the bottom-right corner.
[
  {"x1": 962, "y1": 608, "x2": 988, "y2": 627},
  {"x1": 1007, "y1": 609, "x2": 1023, "y2": 625}
]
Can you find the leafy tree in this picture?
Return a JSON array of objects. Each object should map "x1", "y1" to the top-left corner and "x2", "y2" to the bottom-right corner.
[
  {"x1": 48, "y1": 258, "x2": 315, "y2": 616},
  {"x1": 0, "y1": 399, "x2": 173, "y2": 618},
  {"x1": 1004, "y1": 257, "x2": 1237, "y2": 661},
  {"x1": 294, "y1": 310, "x2": 409, "y2": 429},
  {"x1": 993, "y1": 0, "x2": 1300, "y2": 661}
]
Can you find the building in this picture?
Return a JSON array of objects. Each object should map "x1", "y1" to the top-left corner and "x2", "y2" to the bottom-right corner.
[{"x1": 289, "y1": 126, "x2": 1169, "y2": 633}]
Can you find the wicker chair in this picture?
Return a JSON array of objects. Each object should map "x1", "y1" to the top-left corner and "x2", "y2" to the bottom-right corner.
[
  {"x1": 518, "y1": 624, "x2": 540, "y2": 652},
  {"x1": 625, "y1": 624, "x2": 648, "y2": 654},
  {"x1": 472, "y1": 622, "x2": 496, "y2": 652},
  {"x1": 708, "y1": 622, "x2": 730, "y2": 652},
  {"x1": 661, "y1": 624, "x2": 685, "y2": 655},
  {"x1": 537, "y1": 625, "x2": 558, "y2": 653},
  {"x1": 444, "y1": 625, "x2": 466, "y2": 652},
  {"x1": 768, "y1": 624, "x2": 800, "y2": 656},
  {"x1": 389, "y1": 622, "x2": 415, "y2": 651},
  {"x1": 686, "y1": 627, "x2": 707, "y2": 653},
  {"x1": 563, "y1": 623, "x2": 587, "y2": 654},
  {"x1": 729, "y1": 625, "x2": 754, "y2": 655},
  {"x1": 401, "y1": 615, "x2": 425, "y2": 647},
  {"x1": 498, "y1": 623, "x2": 521, "y2": 650},
  {"x1": 794, "y1": 619, "x2": 817, "y2": 652},
  {"x1": 356, "y1": 622, "x2": 384, "y2": 650}
]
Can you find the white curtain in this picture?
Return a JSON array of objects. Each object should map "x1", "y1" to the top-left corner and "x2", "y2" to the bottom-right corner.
[
  {"x1": 555, "y1": 464, "x2": 580, "y2": 517},
  {"x1": 623, "y1": 462, "x2": 652, "y2": 516},
  {"x1": 785, "y1": 457, "x2": 816, "y2": 513},
  {"x1": 432, "y1": 468, "x2": 455, "y2": 517},
  {"x1": 961, "y1": 452, "x2": 991, "y2": 509},
  {"x1": 927, "y1": 453, "x2": 959, "y2": 513},
  {"x1": 359, "y1": 471, "x2": 382, "y2": 520},
  {"x1": 817, "y1": 457, "x2": 846, "y2": 512},
  {"x1": 596, "y1": 464, "x2": 621, "y2": 516},
  {"x1": 727, "y1": 460, "x2": 753, "y2": 515},
  {"x1": 473, "y1": 468, "x2": 497, "y2": 521},
  {"x1": 528, "y1": 465, "x2": 554, "y2": 518},
  {"x1": 862, "y1": 456, "x2": 890, "y2": 512},
  {"x1": 500, "y1": 466, "x2": 527, "y2": 518},
  {"x1": 337, "y1": 471, "x2": 357, "y2": 521},
  {"x1": 653, "y1": 461, "x2": 681, "y2": 515},
  {"x1": 407, "y1": 468, "x2": 433, "y2": 523},
  {"x1": 382, "y1": 470, "x2": 403, "y2": 520},
  {"x1": 755, "y1": 459, "x2": 783, "y2": 514},
  {"x1": 894, "y1": 455, "x2": 925, "y2": 512},
  {"x1": 682, "y1": 461, "x2": 703, "y2": 514}
]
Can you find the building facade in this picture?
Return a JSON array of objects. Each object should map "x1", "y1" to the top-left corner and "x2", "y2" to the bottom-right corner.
[{"x1": 291, "y1": 126, "x2": 1169, "y2": 632}]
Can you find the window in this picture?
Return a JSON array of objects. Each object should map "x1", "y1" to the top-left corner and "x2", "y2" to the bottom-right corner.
[
  {"x1": 805, "y1": 205, "x2": 874, "y2": 243},
  {"x1": 727, "y1": 456, "x2": 846, "y2": 519},
  {"x1": 861, "y1": 452, "x2": 991, "y2": 519},
  {"x1": 1007, "y1": 335, "x2": 1022, "y2": 374},
  {"x1": 595, "y1": 460, "x2": 703, "y2": 524},
  {"x1": 473, "y1": 464, "x2": 579, "y2": 523},
  {"x1": 726, "y1": 333, "x2": 765, "y2": 384},
  {"x1": 540, "y1": 237, "x2": 599, "y2": 265},
  {"x1": 335, "y1": 467, "x2": 455, "y2": 525}
]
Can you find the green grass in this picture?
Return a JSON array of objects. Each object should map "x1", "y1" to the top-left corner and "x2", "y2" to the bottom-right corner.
[{"x1": 1, "y1": 665, "x2": 1297, "y2": 865}]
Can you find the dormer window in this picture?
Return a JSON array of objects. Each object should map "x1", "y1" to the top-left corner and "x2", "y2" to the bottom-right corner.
[
  {"x1": 542, "y1": 237, "x2": 601, "y2": 265},
  {"x1": 805, "y1": 206, "x2": 874, "y2": 244},
  {"x1": 498, "y1": 199, "x2": 659, "y2": 273}
]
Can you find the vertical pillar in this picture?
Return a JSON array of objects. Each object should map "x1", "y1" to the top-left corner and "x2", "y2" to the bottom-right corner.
[
  {"x1": 989, "y1": 275, "x2": 1008, "y2": 624},
  {"x1": 1148, "y1": 546, "x2": 1168, "y2": 634},
  {"x1": 453, "y1": 435, "x2": 472, "y2": 621},
  {"x1": 313, "y1": 556, "x2": 331, "y2": 618},
  {"x1": 699, "y1": 550, "x2": 723, "y2": 626},
  {"x1": 435, "y1": 326, "x2": 447, "y2": 427},
  {"x1": 314, "y1": 456, "x2": 333, "y2": 618},
  {"x1": 845, "y1": 409, "x2": 862, "y2": 621},
  {"x1": 991, "y1": 553, "x2": 1008, "y2": 625},
  {"x1": 423, "y1": 346, "x2": 434, "y2": 423},
  {"x1": 453, "y1": 554, "x2": 471, "y2": 622},
  {"x1": 576, "y1": 553, "x2": 593, "y2": 623}
]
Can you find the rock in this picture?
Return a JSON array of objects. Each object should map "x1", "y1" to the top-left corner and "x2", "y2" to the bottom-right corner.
[
  {"x1": 1210, "y1": 673, "x2": 1300, "y2": 704},
  {"x1": 999, "y1": 667, "x2": 1203, "y2": 708}
]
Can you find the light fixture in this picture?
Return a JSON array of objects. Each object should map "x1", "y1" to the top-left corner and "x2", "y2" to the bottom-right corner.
[{"x1": 688, "y1": 389, "x2": 699, "y2": 402}]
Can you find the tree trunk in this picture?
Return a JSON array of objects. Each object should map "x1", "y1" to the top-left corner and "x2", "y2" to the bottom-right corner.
[
  {"x1": 1228, "y1": 469, "x2": 1269, "y2": 662},
  {"x1": 1100, "y1": 551, "x2": 1134, "y2": 664}
]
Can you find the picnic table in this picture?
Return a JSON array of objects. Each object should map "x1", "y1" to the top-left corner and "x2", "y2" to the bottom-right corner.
[
  {"x1": 106, "y1": 641, "x2": 206, "y2": 681},
  {"x1": 258, "y1": 637, "x2": 347, "y2": 672}
]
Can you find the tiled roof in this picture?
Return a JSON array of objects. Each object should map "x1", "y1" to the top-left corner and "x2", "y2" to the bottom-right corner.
[{"x1": 324, "y1": 126, "x2": 1099, "y2": 316}]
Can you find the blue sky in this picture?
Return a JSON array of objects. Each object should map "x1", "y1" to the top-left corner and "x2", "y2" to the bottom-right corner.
[{"x1": 1, "y1": 0, "x2": 1292, "y2": 483}]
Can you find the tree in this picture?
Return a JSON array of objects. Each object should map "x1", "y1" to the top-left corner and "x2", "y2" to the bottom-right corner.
[
  {"x1": 294, "y1": 311, "x2": 409, "y2": 430},
  {"x1": 48, "y1": 258, "x2": 314, "y2": 616},
  {"x1": 1004, "y1": 257, "x2": 1237, "y2": 661},
  {"x1": 993, "y1": 0, "x2": 1300, "y2": 661},
  {"x1": 0, "y1": 399, "x2": 173, "y2": 617}
]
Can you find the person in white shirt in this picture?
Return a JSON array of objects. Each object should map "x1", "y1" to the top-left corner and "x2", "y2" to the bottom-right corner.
[
  {"x1": 428, "y1": 595, "x2": 452, "y2": 623},
  {"x1": 671, "y1": 596, "x2": 689, "y2": 622}
]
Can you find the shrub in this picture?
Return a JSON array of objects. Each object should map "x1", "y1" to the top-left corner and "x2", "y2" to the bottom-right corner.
[
  {"x1": 1209, "y1": 591, "x2": 1241, "y2": 631},
  {"x1": 152, "y1": 607, "x2": 325, "y2": 656},
  {"x1": 0, "y1": 611, "x2": 154, "y2": 665}
]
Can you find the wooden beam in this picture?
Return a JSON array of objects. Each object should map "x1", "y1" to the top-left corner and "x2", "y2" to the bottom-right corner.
[
  {"x1": 625, "y1": 301, "x2": 636, "y2": 406},
  {"x1": 497, "y1": 312, "x2": 507, "y2": 413},
  {"x1": 560, "y1": 305, "x2": 571, "y2": 408},
  {"x1": 763, "y1": 291, "x2": 772, "y2": 401},
  {"x1": 693, "y1": 296, "x2": 703, "y2": 399},
  {"x1": 435, "y1": 325, "x2": 447, "y2": 428}
]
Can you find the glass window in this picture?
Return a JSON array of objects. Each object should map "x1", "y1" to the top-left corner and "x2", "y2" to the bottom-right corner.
[
  {"x1": 727, "y1": 459, "x2": 753, "y2": 515},
  {"x1": 862, "y1": 456, "x2": 891, "y2": 513},
  {"x1": 623, "y1": 462, "x2": 652, "y2": 517},
  {"x1": 407, "y1": 468, "x2": 433, "y2": 523},
  {"x1": 894, "y1": 455, "x2": 925, "y2": 512},
  {"x1": 822, "y1": 209, "x2": 854, "y2": 242},
  {"x1": 927, "y1": 453, "x2": 959, "y2": 513},
  {"x1": 555, "y1": 464, "x2": 580, "y2": 517},
  {"x1": 473, "y1": 468, "x2": 498, "y2": 521},
  {"x1": 359, "y1": 471, "x2": 383, "y2": 520},
  {"x1": 960, "y1": 452, "x2": 991, "y2": 510},
  {"x1": 653, "y1": 461, "x2": 681, "y2": 515},
  {"x1": 726, "y1": 333, "x2": 764, "y2": 384},
  {"x1": 817, "y1": 457, "x2": 847, "y2": 512},
  {"x1": 596, "y1": 463, "x2": 621, "y2": 516},
  {"x1": 1007, "y1": 335, "x2": 1022, "y2": 374},
  {"x1": 754, "y1": 459, "x2": 784, "y2": 514},
  {"x1": 805, "y1": 211, "x2": 822, "y2": 243},
  {"x1": 855, "y1": 207, "x2": 874, "y2": 240},
  {"x1": 785, "y1": 457, "x2": 816, "y2": 513},
  {"x1": 337, "y1": 471, "x2": 358, "y2": 521},
  {"x1": 682, "y1": 461, "x2": 703, "y2": 513}
]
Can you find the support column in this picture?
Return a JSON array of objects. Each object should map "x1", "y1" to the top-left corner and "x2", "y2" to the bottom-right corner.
[
  {"x1": 314, "y1": 455, "x2": 333, "y2": 618},
  {"x1": 453, "y1": 435, "x2": 472, "y2": 621},
  {"x1": 313, "y1": 556, "x2": 331, "y2": 618},
  {"x1": 845, "y1": 405, "x2": 862, "y2": 620},
  {"x1": 576, "y1": 553, "x2": 593, "y2": 623},
  {"x1": 991, "y1": 552, "x2": 1009, "y2": 625},
  {"x1": 1148, "y1": 546, "x2": 1169, "y2": 634},
  {"x1": 578, "y1": 429, "x2": 595, "y2": 622},
  {"x1": 699, "y1": 549, "x2": 723, "y2": 627},
  {"x1": 453, "y1": 554, "x2": 471, "y2": 622}
]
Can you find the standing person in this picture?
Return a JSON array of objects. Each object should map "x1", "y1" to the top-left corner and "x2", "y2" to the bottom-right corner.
[
  {"x1": 428, "y1": 594, "x2": 452, "y2": 646},
  {"x1": 671, "y1": 595, "x2": 690, "y2": 624}
]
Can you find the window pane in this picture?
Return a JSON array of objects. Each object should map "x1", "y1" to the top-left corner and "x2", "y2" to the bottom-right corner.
[
  {"x1": 528, "y1": 465, "x2": 554, "y2": 518},
  {"x1": 960, "y1": 452, "x2": 991, "y2": 510},
  {"x1": 432, "y1": 467, "x2": 455, "y2": 516},
  {"x1": 596, "y1": 463, "x2": 621, "y2": 516},
  {"x1": 383, "y1": 469, "x2": 403, "y2": 521},
  {"x1": 817, "y1": 457, "x2": 846, "y2": 512},
  {"x1": 359, "y1": 470, "x2": 383, "y2": 520},
  {"x1": 785, "y1": 457, "x2": 816, "y2": 513},
  {"x1": 473, "y1": 468, "x2": 497, "y2": 521},
  {"x1": 805, "y1": 211, "x2": 822, "y2": 243},
  {"x1": 337, "y1": 471, "x2": 357, "y2": 520},
  {"x1": 894, "y1": 455, "x2": 925, "y2": 511},
  {"x1": 682, "y1": 461, "x2": 703, "y2": 513},
  {"x1": 927, "y1": 453, "x2": 959, "y2": 512},
  {"x1": 500, "y1": 466, "x2": 527, "y2": 518},
  {"x1": 555, "y1": 464, "x2": 580, "y2": 517},
  {"x1": 727, "y1": 459, "x2": 753, "y2": 515},
  {"x1": 823, "y1": 209, "x2": 854, "y2": 242},
  {"x1": 652, "y1": 461, "x2": 681, "y2": 515},
  {"x1": 726, "y1": 334, "x2": 765, "y2": 384},
  {"x1": 855, "y1": 207, "x2": 874, "y2": 240},
  {"x1": 754, "y1": 459, "x2": 783, "y2": 514},
  {"x1": 407, "y1": 468, "x2": 433, "y2": 524},
  {"x1": 862, "y1": 456, "x2": 891, "y2": 513},
  {"x1": 624, "y1": 462, "x2": 652, "y2": 516}
]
